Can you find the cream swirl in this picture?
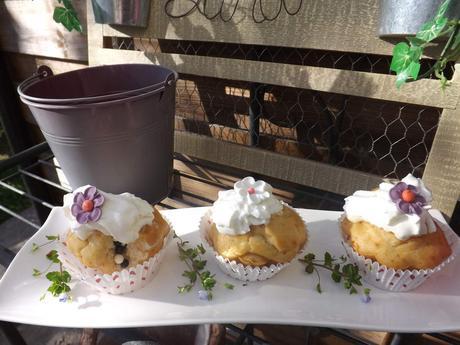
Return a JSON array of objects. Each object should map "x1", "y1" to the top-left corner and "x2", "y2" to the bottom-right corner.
[
  {"x1": 211, "y1": 177, "x2": 283, "y2": 235},
  {"x1": 63, "y1": 185, "x2": 154, "y2": 243},
  {"x1": 343, "y1": 174, "x2": 436, "y2": 240}
]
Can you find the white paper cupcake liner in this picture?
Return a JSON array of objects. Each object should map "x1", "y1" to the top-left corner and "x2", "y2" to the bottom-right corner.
[
  {"x1": 339, "y1": 214, "x2": 459, "y2": 292},
  {"x1": 200, "y1": 205, "x2": 309, "y2": 282},
  {"x1": 57, "y1": 217, "x2": 174, "y2": 295}
]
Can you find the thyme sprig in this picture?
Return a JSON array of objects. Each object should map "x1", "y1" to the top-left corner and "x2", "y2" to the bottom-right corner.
[
  {"x1": 31, "y1": 235, "x2": 72, "y2": 301},
  {"x1": 175, "y1": 233, "x2": 234, "y2": 300},
  {"x1": 299, "y1": 252, "x2": 371, "y2": 301}
]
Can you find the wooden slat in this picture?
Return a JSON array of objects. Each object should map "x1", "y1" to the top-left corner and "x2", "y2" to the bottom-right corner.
[
  {"x1": 0, "y1": 0, "x2": 87, "y2": 61},
  {"x1": 102, "y1": 0, "x2": 398, "y2": 56},
  {"x1": 91, "y1": 48, "x2": 458, "y2": 109},
  {"x1": 174, "y1": 131, "x2": 381, "y2": 197},
  {"x1": 4, "y1": 53, "x2": 87, "y2": 83},
  {"x1": 423, "y1": 64, "x2": 460, "y2": 218}
]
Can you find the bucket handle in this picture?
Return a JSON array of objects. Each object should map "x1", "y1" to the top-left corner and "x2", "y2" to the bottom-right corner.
[
  {"x1": 17, "y1": 65, "x2": 54, "y2": 96},
  {"x1": 159, "y1": 72, "x2": 178, "y2": 101}
]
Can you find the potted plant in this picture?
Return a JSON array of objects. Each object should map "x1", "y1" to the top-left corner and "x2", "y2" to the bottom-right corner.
[
  {"x1": 379, "y1": 0, "x2": 460, "y2": 37},
  {"x1": 389, "y1": 0, "x2": 460, "y2": 88}
]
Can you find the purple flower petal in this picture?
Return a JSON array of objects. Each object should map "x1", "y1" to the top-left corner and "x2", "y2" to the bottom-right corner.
[
  {"x1": 73, "y1": 192, "x2": 85, "y2": 206},
  {"x1": 407, "y1": 184, "x2": 417, "y2": 192},
  {"x1": 93, "y1": 194, "x2": 104, "y2": 207},
  {"x1": 414, "y1": 194, "x2": 426, "y2": 205},
  {"x1": 412, "y1": 203, "x2": 424, "y2": 215},
  {"x1": 76, "y1": 212, "x2": 91, "y2": 224},
  {"x1": 198, "y1": 290, "x2": 210, "y2": 301},
  {"x1": 84, "y1": 186, "x2": 97, "y2": 200},
  {"x1": 397, "y1": 199, "x2": 410, "y2": 214},
  {"x1": 88, "y1": 207, "x2": 102, "y2": 222},
  {"x1": 360, "y1": 295, "x2": 371, "y2": 303},
  {"x1": 71, "y1": 203, "x2": 82, "y2": 217},
  {"x1": 389, "y1": 182, "x2": 407, "y2": 202}
]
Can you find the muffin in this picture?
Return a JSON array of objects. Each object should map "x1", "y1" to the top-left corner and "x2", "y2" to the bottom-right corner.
[
  {"x1": 202, "y1": 177, "x2": 307, "y2": 281},
  {"x1": 341, "y1": 174, "x2": 456, "y2": 291},
  {"x1": 58, "y1": 185, "x2": 171, "y2": 294}
]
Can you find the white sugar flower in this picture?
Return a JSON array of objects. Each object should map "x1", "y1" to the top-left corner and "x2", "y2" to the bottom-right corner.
[{"x1": 234, "y1": 176, "x2": 272, "y2": 203}]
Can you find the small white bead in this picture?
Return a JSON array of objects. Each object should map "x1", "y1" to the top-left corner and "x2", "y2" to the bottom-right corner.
[{"x1": 114, "y1": 254, "x2": 124, "y2": 264}]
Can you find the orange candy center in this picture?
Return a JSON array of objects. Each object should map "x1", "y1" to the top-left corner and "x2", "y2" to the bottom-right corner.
[
  {"x1": 82, "y1": 199, "x2": 94, "y2": 212},
  {"x1": 247, "y1": 187, "x2": 256, "y2": 194},
  {"x1": 401, "y1": 189, "x2": 416, "y2": 203}
]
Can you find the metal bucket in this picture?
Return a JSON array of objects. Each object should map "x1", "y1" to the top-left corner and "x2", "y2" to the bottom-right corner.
[
  {"x1": 91, "y1": 0, "x2": 150, "y2": 27},
  {"x1": 18, "y1": 64, "x2": 178, "y2": 204},
  {"x1": 379, "y1": 0, "x2": 460, "y2": 37}
]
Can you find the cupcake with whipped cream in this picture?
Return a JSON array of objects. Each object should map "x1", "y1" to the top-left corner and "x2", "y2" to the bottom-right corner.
[
  {"x1": 341, "y1": 174, "x2": 456, "y2": 291},
  {"x1": 58, "y1": 185, "x2": 171, "y2": 294},
  {"x1": 201, "y1": 177, "x2": 307, "y2": 281}
]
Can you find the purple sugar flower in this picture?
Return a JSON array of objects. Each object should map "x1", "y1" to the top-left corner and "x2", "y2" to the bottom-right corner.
[
  {"x1": 389, "y1": 182, "x2": 426, "y2": 215},
  {"x1": 71, "y1": 186, "x2": 104, "y2": 224}
]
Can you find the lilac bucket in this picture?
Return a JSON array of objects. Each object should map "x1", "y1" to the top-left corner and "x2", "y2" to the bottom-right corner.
[{"x1": 18, "y1": 64, "x2": 178, "y2": 203}]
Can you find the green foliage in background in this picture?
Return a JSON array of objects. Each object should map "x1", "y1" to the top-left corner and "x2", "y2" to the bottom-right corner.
[
  {"x1": 390, "y1": 0, "x2": 460, "y2": 89},
  {"x1": 53, "y1": 0, "x2": 82, "y2": 33}
]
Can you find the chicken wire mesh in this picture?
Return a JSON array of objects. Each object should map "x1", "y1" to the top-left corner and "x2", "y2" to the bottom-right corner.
[{"x1": 106, "y1": 37, "x2": 446, "y2": 179}]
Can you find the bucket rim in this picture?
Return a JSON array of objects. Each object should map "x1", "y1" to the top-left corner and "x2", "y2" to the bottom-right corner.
[
  {"x1": 19, "y1": 80, "x2": 172, "y2": 110},
  {"x1": 17, "y1": 63, "x2": 178, "y2": 105}
]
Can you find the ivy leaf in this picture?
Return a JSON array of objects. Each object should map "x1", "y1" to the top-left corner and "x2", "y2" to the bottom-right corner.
[
  {"x1": 450, "y1": 32, "x2": 460, "y2": 52},
  {"x1": 390, "y1": 43, "x2": 411, "y2": 73},
  {"x1": 416, "y1": 18, "x2": 447, "y2": 42},
  {"x1": 53, "y1": 6, "x2": 82, "y2": 33},
  {"x1": 396, "y1": 70, "x2": 409, "y2": 88},
  {"x1": 435, "y1": 0, "x2": 451, "y2": 19},
  {"x1": 407, "y1": 37, "x2": 426, "y2": 47}
]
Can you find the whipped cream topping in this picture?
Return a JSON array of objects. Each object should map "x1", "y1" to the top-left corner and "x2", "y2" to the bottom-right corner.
[
  {"x1": 63, "y1": 185, "x2": 154, "y2": 243},
  {"x1": 211, "y1": 177, "x2": 283, "y2": 235},
  {"x1": 343, "y1": 174, "x2": 436, "y2": 240}
]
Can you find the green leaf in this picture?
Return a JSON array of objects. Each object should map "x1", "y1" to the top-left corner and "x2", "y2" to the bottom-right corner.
[
  {"x1": 407, "y1": 37, "x2": 426, "y2": 47},
  {"x1": 416, "y1": 18, "x2": 447, "y2": 42},
  {"x1": 61, "y1": 271, "x2": 71, "y2": 283},
  {"x1": 224, "y1": 283, "x2": 234, "y2": 290},
  {"x1": 31, "y1": 243, "x2": 39, "y2": 252},
  {"x1": 316, "y1": 283, "x2": 322, "y2": 294},
  {"x1": 304, "y1": 253, "x2": 315, "y2": 262},
  {"x1": 451, "y1": 31, "x2": 460, "y2": 51},
  {"x1": 193, "y1": 260, "x2": 206, "y2": 271},
  {"x1": 53, "y1": 6, "x2": 82, "y2": 33},
  {"x1": 364, "y1": 288, "x2": 371, "y2": 296},
  {"x1": 32, "y1": 268, "x2": 41, "y2": 277},
  {"x1": 46, "y1": 235, "x2": 59, "y2": 241},
  {"x1": 435, "y1": 0, "x2": 451, "y2": 19},
  {"x1": 396, "y1": 69, "x2": 409, "y2": 88},
  {"x1": 390, "y1": 42, "x2": 411, "y2": 73},
  {"x1": 305, "y1": 263, "x2": 314, "y2": 274},
  {"x1": 45, "y1": 271, "x2": 60, "y2": 281},
  {"x1": 324, "y1": 252, "x2": 333, "y2": 268},
  {"x1": 349, "y1": 286, "x2": 358, "y2": 294},
  {"x1": 178, "y1": 285, "x2": 192, "y2": 293},
  {"x1": 331, "y1": 270, "x2": 341, "y2": 283},
  {"x1": 46, "y1": 250, "x2": 60, "y2": 264},
  {"x1": 197, "y1": 244, "x2": 206, "y2": 254}
]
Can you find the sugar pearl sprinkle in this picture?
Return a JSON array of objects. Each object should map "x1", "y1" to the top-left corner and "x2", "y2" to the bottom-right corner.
[{"x1": 114, "y1": 254, "x2": 124, "y2": 265}]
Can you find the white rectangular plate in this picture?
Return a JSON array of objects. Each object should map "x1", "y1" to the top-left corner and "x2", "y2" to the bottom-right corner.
[{"x1": 1, "y1": 207, "x2": 460, "y2": 332}]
